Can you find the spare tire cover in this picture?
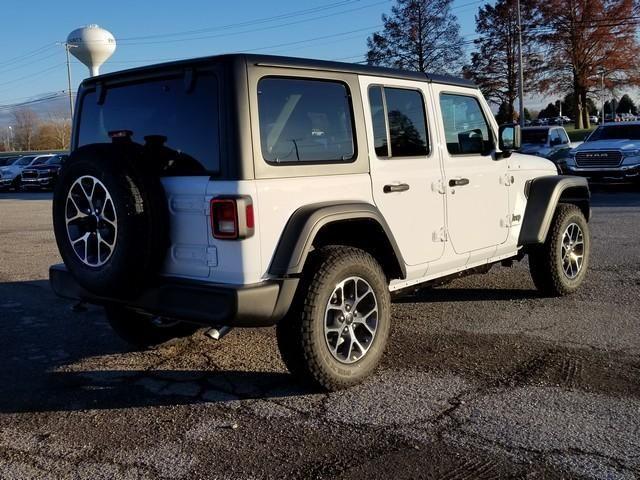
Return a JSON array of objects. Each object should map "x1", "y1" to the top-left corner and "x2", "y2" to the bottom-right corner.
[{"x1": 53, "y1": 143, "x2": 169, "y2": 297}]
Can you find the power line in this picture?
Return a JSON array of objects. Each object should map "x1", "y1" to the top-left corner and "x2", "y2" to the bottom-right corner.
[
  {"x1": 116, "y1": 0, "x2": 392, "y2": 46},
  {"x1": 116, "y1": 0, "x2": 360, "y2": 41}
]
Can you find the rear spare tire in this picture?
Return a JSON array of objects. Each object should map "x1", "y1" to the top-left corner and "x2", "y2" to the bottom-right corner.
[{"x1": 53, "y1": 144, "x2": 169, "y2": 297}]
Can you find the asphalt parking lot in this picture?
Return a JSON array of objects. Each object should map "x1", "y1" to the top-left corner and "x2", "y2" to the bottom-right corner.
[{"x1": 0, "y1": 187, "x2": 639, "y2": 479}]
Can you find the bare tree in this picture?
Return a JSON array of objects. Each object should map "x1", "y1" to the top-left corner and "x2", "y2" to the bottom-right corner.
[
  {"x1": 535, "y1": 0, "x2": 640, "y2": 129},
  {"x1": 12, "y1": 108, "x2": 40, "y2": 151},
  {"x1": 463, "y1": 0, "x2": 541, "y2": 122},
  {"x1": 366, "y1": 0, "x2": 465, "y2": 74},
  {"x1": 47, "y1": 112, "x2": 71, "y2": 149}
]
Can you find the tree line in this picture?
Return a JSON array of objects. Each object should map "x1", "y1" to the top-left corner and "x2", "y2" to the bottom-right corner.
[
  {"x1": 0, "y1": 108, "x2": 71, "y2": 152},
  {"x1": 366, "y1": 0, "x2": 640, "y2": 129}
]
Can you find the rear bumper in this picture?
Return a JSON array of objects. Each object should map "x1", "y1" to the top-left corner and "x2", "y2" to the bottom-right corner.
[{"x1": 49, "y1": 264, "x2": 298, "y2": 328}]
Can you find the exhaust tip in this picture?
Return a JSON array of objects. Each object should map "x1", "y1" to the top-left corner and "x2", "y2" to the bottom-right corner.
[{"x1": 204, "y1": 326, "x2": 232, "y2": 341}]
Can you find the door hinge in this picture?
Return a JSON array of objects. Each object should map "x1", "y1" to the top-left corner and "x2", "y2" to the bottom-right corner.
[
  {"x1": 500, "y1": 215, "x2": 512, "y2": 228},
  {"x1": 500, "y1": 174, "x2": 514, "y2": 186},
  {"x1": 431, "y1": 179, "x2": 446, "y2": 195},
  {"x1": 206, "y1": 247, "x2": 218, "y2": 267},
  {"x1": 432, "y1": 227, "x2": 448, "y2": 242}
]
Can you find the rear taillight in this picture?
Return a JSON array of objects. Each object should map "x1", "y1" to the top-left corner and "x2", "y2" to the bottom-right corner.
[{"x1": 210, "y1": 196, "x2": 254, "y2": 240}]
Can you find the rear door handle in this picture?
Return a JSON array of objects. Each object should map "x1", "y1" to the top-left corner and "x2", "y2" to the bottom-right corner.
[
  {"x1": 383, "y1": 183, "x2": 410, "y2": 193},
  {"x1": 449, "y1": 178, "x2": 470, "y2": 187}
]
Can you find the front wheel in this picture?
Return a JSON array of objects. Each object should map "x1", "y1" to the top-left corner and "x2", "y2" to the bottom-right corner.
[
  {"x1": 277, "y1": 247, "x2": 391, "y2": 391},
  {"x1": 529, "y1": 204, "x2": 590, "y2": 296},
  {"x1": 105, "y1": 305, "x2": 200, "y2": 349}
]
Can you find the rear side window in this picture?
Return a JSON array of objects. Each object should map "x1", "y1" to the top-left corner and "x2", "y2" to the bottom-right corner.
[
  {"x1": 258, "y1": 77, "x2": 355, "y2": 164},
  {"x1": 77, "y1": 73, "x2": 219, "y2": 175},
  {"x1": 367, "y1": 86, "x2": 429, "y2": 158},
  {"x1": 440, "y1": 94, "x2": 493, "y2": 155}
]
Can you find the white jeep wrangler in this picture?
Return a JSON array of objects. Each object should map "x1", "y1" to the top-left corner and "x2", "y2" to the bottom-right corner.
[{"x1": 50, "y1": 54, "x2": 591, "y2": 391}]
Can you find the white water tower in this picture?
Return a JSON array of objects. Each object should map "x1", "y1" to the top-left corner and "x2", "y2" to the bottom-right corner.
[{"x1": 66, "y1": 25, "x2": 116, "y2": 77}]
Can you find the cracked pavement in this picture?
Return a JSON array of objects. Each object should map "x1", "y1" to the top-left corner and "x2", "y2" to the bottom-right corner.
[{"x1": 0, "y1": 187, "x2": 639, "y2": 479}]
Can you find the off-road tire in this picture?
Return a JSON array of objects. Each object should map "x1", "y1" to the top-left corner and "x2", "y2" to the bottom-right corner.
[
  {"x1": 276, "y1": 246, "x2": 391, "y2": 391},
  {"x1": 105, "y1": 305, "x2": 200, "y2": 349},
  {"x1": 529, "y1": 203, "x2": 590, "y2": 296}
]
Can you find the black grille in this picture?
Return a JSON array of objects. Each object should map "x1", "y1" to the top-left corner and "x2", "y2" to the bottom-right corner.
[
  {"x1": 575, "y1": 150, "x2": 622, "y2": 168},
  {"x1": 21, "y1": 170, "x2": 39, "y2": 179}
]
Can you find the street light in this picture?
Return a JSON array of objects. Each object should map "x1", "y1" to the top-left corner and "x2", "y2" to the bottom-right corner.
[{"x1": 597, "y1": 67, "x2": 606, "y2": 124}]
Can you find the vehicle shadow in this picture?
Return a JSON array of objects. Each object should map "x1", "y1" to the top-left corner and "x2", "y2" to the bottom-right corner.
[
  {"x1": 0, "y1": 191, "x2": 53, "y2": 200},
  {"x1": 0, "y1": 279, "x2": 309, "y2": 414},
  {"x1": 393, "y1": 287, "x2": 542, "y2": 304}
]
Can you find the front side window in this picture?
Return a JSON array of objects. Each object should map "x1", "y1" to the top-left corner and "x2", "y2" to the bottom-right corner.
[
  {"x1": 78, "y1": 73, "x2": 220, "y2": 175},
  {"x1": 258, "y1": 77, "x2": 355, "y2": 164},
  {"x1": 558, "y1": 129, "x2": 570, "y2": 144},
  {"x1": 367, "y1": 86, "x2": 429, "y2": 158},
  {"x1": 440, "y1": 94, "x2": 493, "y2": 155}
]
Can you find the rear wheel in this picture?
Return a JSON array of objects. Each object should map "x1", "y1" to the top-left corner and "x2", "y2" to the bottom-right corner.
[
  {"x1": 105, "y1": 305, "x2": 200, "y2": 349},
  {"x1": 277, "y1": 247, "x2": 391, "y2": 391},
  {"x1": 529, "y1": 204, "x2": 590, "y2": 296}
]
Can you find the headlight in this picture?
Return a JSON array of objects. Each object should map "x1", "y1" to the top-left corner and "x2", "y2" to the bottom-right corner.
[{"x1": 623, "y1": 149, "x2": 640, "y2": 157}]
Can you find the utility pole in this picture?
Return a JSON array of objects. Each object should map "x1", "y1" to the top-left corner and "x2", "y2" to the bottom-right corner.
[
  {"x1": 598, "y1": 67, "x2": 605, "y2": 124},
  {"x1": 516, "y1": 0, "x2": 525, "y2": 128},
  {"x1": 64, "y1": 43, "x2": 74, "y2": 119}
]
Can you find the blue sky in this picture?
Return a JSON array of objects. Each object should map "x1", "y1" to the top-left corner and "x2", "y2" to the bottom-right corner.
[{"x1": 0, "y1": 0, "x2": 482, "y2": 107}]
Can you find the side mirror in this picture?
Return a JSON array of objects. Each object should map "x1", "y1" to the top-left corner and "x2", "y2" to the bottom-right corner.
[{"x1": 498, "y1": 123, "x2": 521, "y2": 157}]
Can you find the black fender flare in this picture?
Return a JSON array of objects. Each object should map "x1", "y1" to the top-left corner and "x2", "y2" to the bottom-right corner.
[
  {"x1": 519, "y1": 175, "x2": 591, "y2": 245},
  {"x1": 268, "y1": 201, "x2": 407, "y2": 279}
]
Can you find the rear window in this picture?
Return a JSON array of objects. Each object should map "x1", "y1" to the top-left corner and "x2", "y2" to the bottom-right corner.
[
  {"x1": 522, "y1": 129, "x2": 548, "y2": 144},
  {"x1": 77, "y1": 73, "x2": 220, "y2": 175},
  {"x1": 258, "y1": 77, "x2": 355, "y2": 164}
]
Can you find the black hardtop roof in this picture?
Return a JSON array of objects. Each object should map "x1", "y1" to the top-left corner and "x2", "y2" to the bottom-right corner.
[{"x1": 81, "y1": 53, "x2": 477, "y2": 89}]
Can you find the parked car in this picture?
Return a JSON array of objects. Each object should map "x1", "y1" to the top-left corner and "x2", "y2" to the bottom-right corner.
[
  {"x1": 49, "y1": 54, "x2": 591, "y2": 390},
  {"x1": 21, "y1": 154, "x2": 69, "y2": 190},
  {"x1": 0, "y1": 156, "x2": 20, "y2": 167},
  {"x1": 589, "y1": 115, "x2": 599, "y2": 125},
  {"x1": 563, "y1": 122, "x2": 640, "y2": 183},
  {"x1": 0, "y1": 155, "x2": 52, "y2": 190},
  {"x1": 519, "y1": 126, "x2": 572, "y2": 167}
]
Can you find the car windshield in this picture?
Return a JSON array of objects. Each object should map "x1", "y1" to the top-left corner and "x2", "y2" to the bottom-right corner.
[
  {"x1": 587, "y1": 125, "x2": 640, "y2": 141},
  {"x1": 32, "y1": 157, "x2": 49, "y2": 165},
  {"x1": 45, "y1": 155, "x2": 65, "y2": 165},
  {"x1": 14, "y1": 156, "x2": 35, "y2": 166},
  {"x1": 522, "y1": 129, "x2": 548, "y2": 144}
]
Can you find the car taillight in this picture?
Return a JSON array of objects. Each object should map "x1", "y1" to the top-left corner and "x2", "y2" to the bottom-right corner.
[{"x1": 210, "y1": 196, "x2": 254, "y2": 240}]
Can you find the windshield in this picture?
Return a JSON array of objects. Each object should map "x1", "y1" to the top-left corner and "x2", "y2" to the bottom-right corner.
[
  {"x1": 32, "y1": 157, "x2": 49, "y2": 165},
  {"x1": 45, "y1": 155, "x2": 65, "y2": 165},
  {"x1": 14, "y1": 156, "x2": 35, "y2": 166},
  {"x1": 587, "y1": 125, "x2": 640, "y2": 141},
  {"x1": 522, "y1": 129, "x2": 548, "y2": 144}
]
